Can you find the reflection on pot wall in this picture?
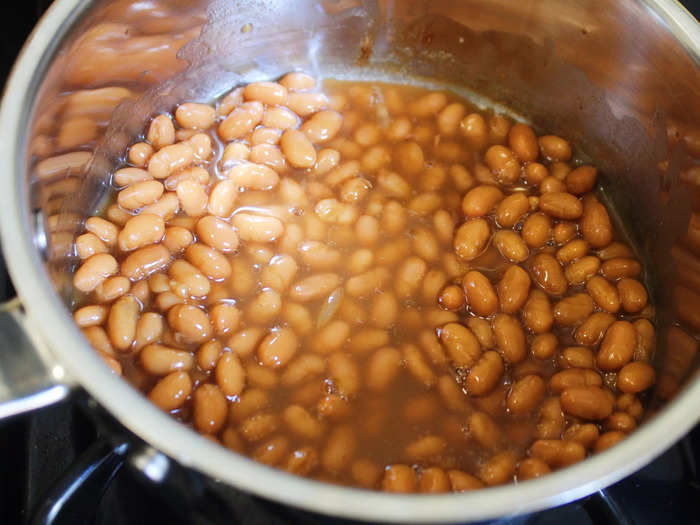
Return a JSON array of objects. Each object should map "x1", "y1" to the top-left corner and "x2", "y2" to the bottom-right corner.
[{"x1": 27, "y1": 0, "x2": 698, "y2": 418}]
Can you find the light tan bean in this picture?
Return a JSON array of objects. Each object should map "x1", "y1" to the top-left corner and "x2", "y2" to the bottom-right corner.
[
  {"x1": 485, "y1": 145, "x2": 520, "y2": 184},
  {"x1": 522, "y1": 212, "x2": 551, "y2": 248},
  {"x1": 147, "y1": 114, "x2": 175, "y2": 149},
  {"x1": 280, "y1": 72, "x2": 316, "y2": 91},
  {"x1": 311, "y1": 321, "x2": 350, "y2": 354},
  {"x1": 493, "y1": 314, "x2": 527, "y2": 363},
  {"x1": 529, "y1": 253, "x2": 567, "y2": 295},
  {"x1": 289, "y1": 273, "x2": 341, "y2": 302},
  {"x1": 467, "y1": 351, "x2": 504, "y2": 396},
  {"x1": 167, "y1": 304, "x2": 212, "y2": 344},
  {"x1": 175, "y1": 102, "x2": 216, "y2": 130},
  {"x1": 215, "y1": 351, "x2": 246, "y2": 396},
  {"x1": 283, "y1": 405, "x2": 324, "y2": 439},
  {"x1": 454, "y1": 219, "x2": 491, "y2": 261},
  {"x1": 218, "y1": 101, "x2": 264, "y2": 141},
  {"x1": 148, "y1": 371, "x2": 192, "y2": 411},
  {"x1": 117, "y1": 180, "x2": 164, "y2": 210},
  {"x1": 462, "y1": 270, "x2": 498, "y2": 317},
  {"x1": 133, "y1": 312, "x2": 163, "y2": 351},
  {"x1": 581, "y1": 198, "x2": 613, "y2": 248},
  {"x1": 395, "y1": 256, "x2": 428, "y2": 298},
  {"x1": 287, "y1": 92, "x2": 328, "y2": 117},
  {"x1": 597, "y1": 320, "x2": 636, "y2": 371},
  {"x1": 258, "y1": 328, "x2": 298, "y2": 368},
  {"x1": 74, "y1": 253, "x2": 118, "y2": 292},
  {"x1": 493, "y1": 230, "x2": 529, "y2": 262},
  {"x1": 141, "y1": 192, "x2": 179, "y2": 220},
  {"x1": 117, "y1": 214, "x2": 164, "y2": 251},
  {"x1": 439, "y1": 322, "x2": 481, "y2": 367},
  {"x1": 553, "y1": 293, "x2": 594, "y2": 326},
  {"x1": 560, "y1": 386, "x2": 614, "y2": 420},
  {"x1": 329, "y1": 353, "x2": 360, "y2": 396},
  {"x1": 538, "y1": 192, "x2": 582, "y2": 219},
  {"x1": 128, "y1": 142, "x2": 154, "y2": 167},
  {"x1": 162, "y1": 226, "x2": 193, "y2": 254},
  {"x1": 280, "y1": 129, "x2": 317, "y2": 168},
  {"x1": 404, "y1": 343, "x2": 437, "y2": 387},
  {"x1": 140, "y1": 343, "x2": 194, "y2": 376},
  {"x1": 148, "y1": 143, "x2": 195, "y2": 179},
  {"x1": 322, "y1": 425, "x2": 356, "y2": 472},
  {"x1": 107, "y1": 294, "x2": 140, "y2": 351},
  {"x1": 185, "y1": 243, "x2": 231, "y2": 280},
  {"x1": 617, "y1": 278, "x2": 648, "y2": 313},
  {"x1": 507, "y1": 375, "x2": 546, "y2": 415},
  {"x1": 497, "y1": 265, "x2": 531, "y2": 313}
]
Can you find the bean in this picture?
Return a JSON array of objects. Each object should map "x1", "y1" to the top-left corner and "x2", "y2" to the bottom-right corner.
[
  {"x1": 289, "y1": 273, "x2": 341, "y2": 302},
  {"x1": 553, "y1": 293, "x2": 594, "y2": 326},
  {"x1": 141, "y1": 192, "x2": 179, "y2": 220},
  {"x1": 462, "y1": 185, "x2": 504, "y2": 217},
  {"x1": 166, "y1": 304, "x2": 211, "y2": 344},
  {"x1": 128, "y1": 142, "x2": 154, "y2": 167},
  {"x1": 440, "y1": 322, "x2": 482, "y2": 367},
  {"x1": 454, "y1": 219, "x2": 491, "y2": 261},
  {"x1": 485, "y1": 145, "x2": 520, "y2": 184},
  {"x1": 581, "y1": 199, "x2": 613, "y2": 248},
  {"x1": 529, "y1": 253, "x2": 568, "y2": 295},
  {"x1": 601, "y1": 258, "x2": 642, "y2": 280},
  {"x1": 539, "y1": 176, "x2": 566, "y2": 193},
  {"x1": 280, "y1": 129, "x2": 317, "y2": 168},
  {"x1": 549, "y1": 368, "x2": 602, "y2": 393},
  {"x1": 162, "y1": 226, "x2": 194, "y2": 254},
  {"x1": 438, "y1": 284, "x2": 465, "y2": 311},
  {"x1": 74, "y1": 253, "x2": 118, "y2": 292},
  {"x1": 76, "y1": 233, "x2": 108, "y2": 259},
  {"x1": 561, "y1": 386, "x2": 613, "y2": 420},
  {"x1": 539, "y1": 192, "x2": 582, "y2": 219},
  {"x1": 531, "y1": 333, "x2": 558, "y2": 359},
  {"x1": 107, "y1": 294, "x2": 140, "y2": 351},
  {"x1": 565, "y1": 165, "x2": 597, "y2": 194},
  {"x1": 563, "y1": 423, "x2": 600, "y2": 449},
  {"x1": 218, "y1": 101, "x2": 264, "y2": 141},
  {"x1": 394, "y1": 256, "x2": 428, "y2": 299},
  {"x1": 597, "y1": 321, "x2": 636, "y2": 370},
  {"x1": 287, "y1": 92, "x2": 328, "y2": 117},
  {"x1": 565, "y1": 255, "x2": 601, "y2": 285},
  {"x1": 518, "y1": 458, "x2": 551, "y2": 480},
  {"x1": 479, "y1": 451, "x2": 516, "y2": 486},
  {"x1": 618, "y1": 361, "x2": 655, "y2": 393},
  {"x1": 241, "y1": 413, "x2": 279, "y2": 442},
  {"x1": 283, "y1": 405, "x2": 324, "y2": 440},
  {"x1": 497, "y1": 265, "x2": 531, "y2": 313},
  {"x1": 193, "y1": 216, "x2": 237, "y2": 253},
  {"x1": 279, "y1": 72, "x2": 315, "y2": 91},
  {"x1": 493, "y1": 314, "x2": 526, "y2": 363},
  {"x1": 461, "y1": 270, "x2": 498, "y2": 316},
  {"x1": 148, "y1": 371, "x2": 192, "y2": 411},
  {"x1": 185, "y1": 243, "x2": 231, "y2": 280},
  {"x1": 115, "y1": 214, "x2": 163, "y2": 252},
  {"x1": 404, "y1": 343, "x2": 437, "y2": 387},
  {"x1": 117, "y1": 180, "x2": 164, "y2": 210},
  {"x1": 113, "y1": 167, "x2": 152, "y2": 187},
  {"x1": 404, "y1": 435, "x2": 446, "y2": 461},
  {"x1": 146, "y1": 114, "x2": 175, "y2": 149},
  {"x1": 522, "y1": 212, "x2": 551, "y2": 248},
  {"x1": 449, "y1": 470, "x2": 485, "y2": 491},
  {"x1": 493, "y1": 230, "x2": 529, "y2": 262},
  {"x1": 366, "y1": 347, "x2": 402, "y2": 391},
  {"x1": 258, "y1": 328, "x2": 298, "y2": 368},
  {"x1": 394, "y1": 141, "x2": 424, "y2": 176},
  {"x1": 556, "y1": 239, "x2": 588, "y2": 264},
  {"x1": 322, "y1": 424, "x2": 356, "y2": 473},
  {"x1": 559, "y1": 346, "x2": 596, "y2": 368},
  {"x1": 216, "y1": 351, "x2": 246, "y2": 396},
  {"x1": 467, "y1": 351, "x2": 504, "y2": 396},
  {"x1": 633, "y1": 318, "x2": 655, "y2": 362},
  {"x1": 538, "y1": 135, "x2": 571, "y2": 161},
  {"x1": 507, "y1": 375, "x2": 545, "y2": 415},
  {"x1": 617, "y1": 278, "x2": 648, "y2": 313},
  {"x1": 382, "y1": 465, "x2": 417, "y2": 493},
  {"x1": 346, "y1": 268, "x2": 390, "y2": 298},
  {"x1": 175, "y1": 102, "x2": 216, "y2": 129},
  {"x1": 408, "y1": 91, "x2": 447, "y2": 117},
  {"x1": 586, "y1": 276, "x2": 621, "y2": 313},
  {"x1": 74, "y1": 305, "x2": 107, "y2": 327},
  {"x1": 522, "y1": 289, "x2": 554, "y2": 333},
  {"x1": 594, "y1": 431, "x2": 626, "y2": 452},
  {"x1": 529, "y1": 439, "x2": 586, "y2": 468},
  {"x1": 148, "y1": 143, "x2": 195, "y2": 179},
  {"x1": 508, "y1": 123, "x2": 538, "y2": 161},
  {"x1": 246, "y1": 288, "x2": 282, "y2": 324},
  {"x1": 243, "y1": 81, "x2": 287, "y2": 105},
  {"x1": 495, "y1": 193, "x2": 529, "y2": 227}
]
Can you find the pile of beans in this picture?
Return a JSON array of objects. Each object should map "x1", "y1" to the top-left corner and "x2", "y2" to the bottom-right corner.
[{"x1": 71, "y1": 73, "x2": 656, "y2": 492}]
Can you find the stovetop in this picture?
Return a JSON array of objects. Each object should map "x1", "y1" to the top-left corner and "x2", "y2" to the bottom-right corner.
[{"x1": 1, "y1": 1, "x2": 700, "y2": 524}]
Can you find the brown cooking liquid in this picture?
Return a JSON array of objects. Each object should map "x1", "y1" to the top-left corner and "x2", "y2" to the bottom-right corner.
[{"x1": 72, "y1": 76, "x2": 655, "y2": 492}]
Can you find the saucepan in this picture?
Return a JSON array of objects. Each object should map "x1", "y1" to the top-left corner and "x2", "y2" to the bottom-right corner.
[{"x1": 0, "y1": 0, "x2": 699, "y2": 522}]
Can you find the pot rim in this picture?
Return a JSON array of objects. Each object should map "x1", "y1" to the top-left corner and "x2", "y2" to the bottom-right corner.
[{"x1": 1, "y1": 0, "x2": 699, "y2": 522}]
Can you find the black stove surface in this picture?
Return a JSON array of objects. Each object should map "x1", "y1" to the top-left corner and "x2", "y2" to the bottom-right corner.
[{"x1": 1, "y1": 1, "x2": 700, "y2": 524}]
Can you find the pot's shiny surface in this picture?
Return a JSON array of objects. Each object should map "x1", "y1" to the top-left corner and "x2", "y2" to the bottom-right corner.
[{"x1": 0, "y1": 1, "x2": 699, "y2": 522}]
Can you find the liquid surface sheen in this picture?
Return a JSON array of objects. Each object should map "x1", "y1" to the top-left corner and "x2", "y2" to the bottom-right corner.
[{"x1": 71, "y1": 74, "x2": 656, "y2": 492}]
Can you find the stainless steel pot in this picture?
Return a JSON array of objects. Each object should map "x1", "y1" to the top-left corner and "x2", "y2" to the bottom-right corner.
[{"x1": 1, "y1": 0, "x2": 699, "y2": 522}]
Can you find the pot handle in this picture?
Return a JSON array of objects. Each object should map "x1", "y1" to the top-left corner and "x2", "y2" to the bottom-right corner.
[{"x1": 0, "y1": 296, "x2": 72, "y2": 419}]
